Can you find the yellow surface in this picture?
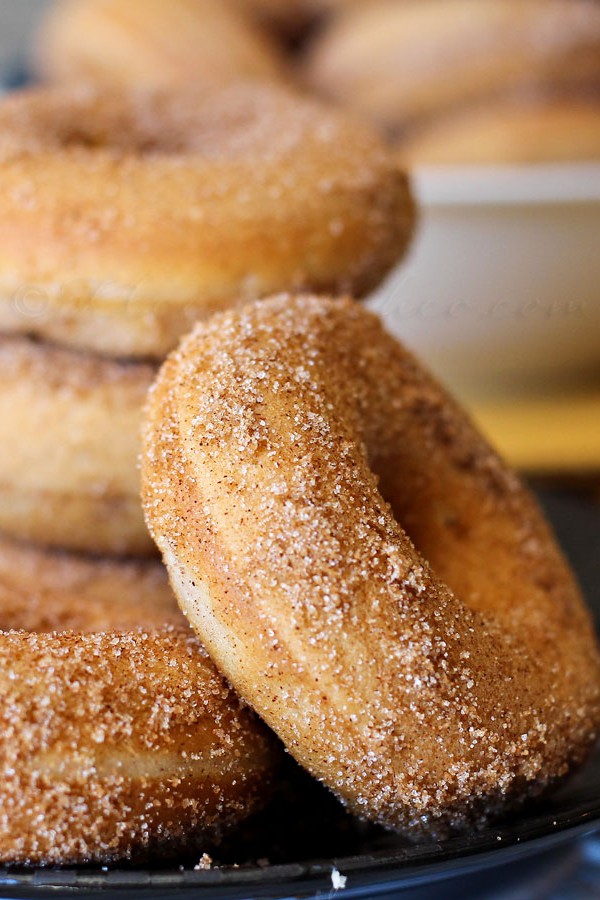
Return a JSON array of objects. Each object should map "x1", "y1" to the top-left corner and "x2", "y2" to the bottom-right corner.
[{"x1": 469, "y1": 389, "x2": 600, "y2": 474}]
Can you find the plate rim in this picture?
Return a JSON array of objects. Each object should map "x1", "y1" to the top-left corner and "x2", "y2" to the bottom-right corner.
[{"x1": 1, "y1": 778, "x2": 599, "y2": 893}]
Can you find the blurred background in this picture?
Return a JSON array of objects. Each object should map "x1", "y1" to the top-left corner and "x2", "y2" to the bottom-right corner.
[{"x1": 0, "y1": 1, "x2": 50, "y2": 69}]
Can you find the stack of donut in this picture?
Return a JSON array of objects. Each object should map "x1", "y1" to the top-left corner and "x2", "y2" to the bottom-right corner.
[
  {"x1": 0, "y1": 81, "x2": 411, "y2": 557},
  {"x1": 0, "y1": 1, "x2": 598, "y2": 869},
  {"x1": 33, "y1": 0, "x2": 600, "y2": 163},
  {"x1": 0, "y1": 81, "x2": 412, "y2": 862}
]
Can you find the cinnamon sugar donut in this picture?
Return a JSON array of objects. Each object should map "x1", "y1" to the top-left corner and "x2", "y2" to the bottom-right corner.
[
  {"x1": 306, "y1": 0, "x2": 600, "y2": 157},
  {"x1": 0, "y1": 335, "x2": 155, "y2": 556},
  {"x1": 142, "y1": 295, "x2": 600, "y2": 838},
  {"x1": 34, "y1": 0, "x2": 285, "y2": 90},
  {"x1": 0, "y1": 536, "x2": 278, "y2": 865},
  {"x1": 0, "y1": 83, "x2": 413, "y2": 359}
]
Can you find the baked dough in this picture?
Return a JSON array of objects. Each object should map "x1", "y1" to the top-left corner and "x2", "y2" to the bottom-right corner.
[
  {"x1": 142, "y1": 294, "x2": 600, "y2": 838},
  {"x1": 34, "y1": 0, "x2": 285, "y2": 89},
  {"x1": 0, "y1": 335, "x2": 155, "y2": 556},
  {"x1": 0, "y1": 83, "x2": 414, "y2": 358},
  {"x1": 0, "y1": 536, "x2": 278, "y2": 864}
]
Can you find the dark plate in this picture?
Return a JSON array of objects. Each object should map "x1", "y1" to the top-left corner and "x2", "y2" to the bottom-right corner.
[{"x1": 0, "y1": 487, "x2": 598, "y2": 900}]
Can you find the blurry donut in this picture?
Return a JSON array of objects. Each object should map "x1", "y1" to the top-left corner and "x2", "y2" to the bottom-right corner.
[
  {"x1": 34, "y1": 0, "x2": 285, "y2": 89},
  {"x1": 398, "y1": 95, "x2": 600, "y2": 165},
  {"x1": 306, "y1": 0, "x2": 600, "y2": 153}
]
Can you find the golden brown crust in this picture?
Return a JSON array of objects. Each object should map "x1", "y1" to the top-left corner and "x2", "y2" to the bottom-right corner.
[
  {"x1": 0, "y1": 83, "x2": 414, "y2": 359},
  {"x1": 142, "y1": 295, "x2": 600, "y2": 838},
  {"x1": 34, "y1": 0, "x2": 286, "y2": 89},
  {"x1": 0, "y1": 335, "x2": 155, "y2": 556},
  {"x1": 0, "y1": 536, "x2": 278, "y2": 865},
  {"x1": 305, "y1": 0, "x2": 600, "y2": 153}
]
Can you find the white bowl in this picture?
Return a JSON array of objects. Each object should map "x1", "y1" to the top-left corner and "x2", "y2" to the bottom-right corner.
[{"x1": 369, "y1": 164, "x2": 600, "y2": 399}]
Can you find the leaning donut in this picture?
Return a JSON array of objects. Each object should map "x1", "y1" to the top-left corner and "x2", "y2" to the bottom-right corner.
[
  {"x1": 0, "y1": 335, "x2": 155, "y2": 556},
  {"x1": 0, "y1": 536, "x2": 278, "y2": 865},
  {"x1": 142, "y1": 295, "x2": 600, "y2": 838},
  {"x1": 0, "y1": 83, "x2": 413, "y2": 359}
]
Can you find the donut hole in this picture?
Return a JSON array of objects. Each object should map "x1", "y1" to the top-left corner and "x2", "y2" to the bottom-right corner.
[{"x1": 58, "y1": 126, "x2": 121, "y2": 151}]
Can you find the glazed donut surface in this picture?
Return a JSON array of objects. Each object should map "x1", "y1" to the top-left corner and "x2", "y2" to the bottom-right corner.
[
  {"x1": 0, "y1": 335, "x2": 155, "y2": 556},
  {"x1": 34, "y1": 0, "x2": 285, "y2": 89},
  {"x1": 142, "y1": 295, "x2": 600, "y2": 838},
  {"x1": 0, "y1": 537, "x2": 277, "y2": 865},
  {"x1": 0, "y1": 83, "x2": 413, "y2": 359}
]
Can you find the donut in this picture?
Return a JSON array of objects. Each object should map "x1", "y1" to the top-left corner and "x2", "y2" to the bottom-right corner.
[
  {"x1": 305, "y1": 0, "x2": 600, "y2": 148},
  {"x1": 0, "y1": 534, "x2": 180, "y2": 633},
  {"x1": 142, "y1": 295, "x2": 600, "y2": 838},
  {"x1": 0, "y1": 535, "x2": 278, "y2": 865},
  {"x1": 0, "y1": 83, "x2": 413, "y2": 359},
  {"x1": 0, "y1": 335, "x2": 155, "y2": 556},
  {"x1": 397, "y1": 95, "x2": 600, "y2": 165},
  {"x1": 34, "y1": 0, "x2": 286, "y2": 90}
]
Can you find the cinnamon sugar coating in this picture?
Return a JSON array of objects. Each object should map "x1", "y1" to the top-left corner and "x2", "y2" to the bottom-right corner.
[
  {"x1": 0, "y1": 537, "x2": 278, "y2": 865},
  {"x1": 0, "y1": 535, "x2": 180, "y2": 633},
  {"x1": 142, "y1": 295, "x2": 600, "y2": 838},
  {"x1": 0, "y1": 335, "x2": 155, "y2": 556},
  {"x1": 0, "y1": 83, "x2": 413, "y2": 359}
]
